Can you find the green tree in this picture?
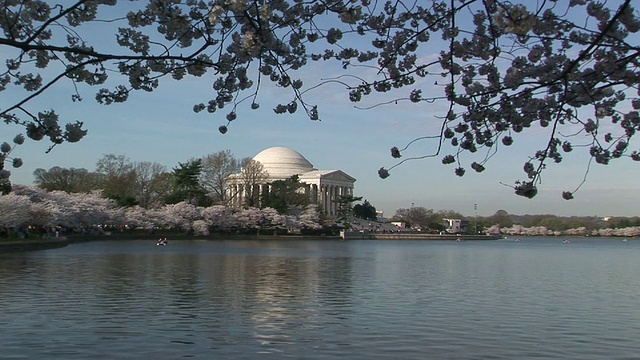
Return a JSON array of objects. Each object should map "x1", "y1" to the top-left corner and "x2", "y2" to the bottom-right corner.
[
  {"x1": 167, "y1": 159, "x2": 210, "y2": 206},
  {"x1": 470, "y1": 217, "x2": 491, "y2": 234},
  {"x1": 564, "y1": 218, "x2": 592, "y2": 230},
  {"x1": 334, "y1": 194, "x2": 363, "y2": 224},
  {"x1": 538, "y1": 217, "x2": 567, "y2": 231},
  {"x1": 488, "y1": 210, "x2": 514, "y2": 228},
  {"x1": 522, "y1": 215, "x2": 547, "y2": 228},
  {"x1": 353, "y1": 200, "x2": 377, "y2": 221},
  {"x1": 260, "y1": 175, "x2": 309, "y2": 214}
]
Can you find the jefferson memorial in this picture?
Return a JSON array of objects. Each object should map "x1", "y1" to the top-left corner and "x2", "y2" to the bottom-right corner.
[{"x1": 227, "y1": 147, "x2": 356, "y2": 216}]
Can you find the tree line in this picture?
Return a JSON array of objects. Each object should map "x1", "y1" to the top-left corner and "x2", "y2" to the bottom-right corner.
[
  {"x1": 27, "y1": 150, "x2": 379, "y2": 221},
  {"x1": 19, "y1": 147, "x2": 640, "y2": 235},
  {"x1": 477, "y1": 210, "x2": 640, "y2": 232},
  {"x1": 29, "y1": 151, "x2": 242, "y2": 208},
  {"x1": 387, "y1": 207, "x2": 640, "y2": 234},
  {"x1": 29, "y1": 150, "x2": 314, "y2": 211},
  {"x1": 0, "y1": 147, "x2": 381, "y2": 237},
  {"x1": 0, "y1": 185, "x2": 326, "y2": 238}
]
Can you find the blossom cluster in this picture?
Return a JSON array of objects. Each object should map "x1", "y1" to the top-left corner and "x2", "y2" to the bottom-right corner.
[
  {"x1": 0, "y1": 134, "x2": 25, "y2": 180},
  {"x1": 1, "y1": 1, "x2": 638, "y2": 199},
  {"x1": 334, "y1": 0, "x2": 637, "y2": 198},
  {"x1": 2, "y1": 185, "x2": 323, "y2": 233},
  {"x1": 486, "y1": 224, "x2": 640, "y2": 237}
]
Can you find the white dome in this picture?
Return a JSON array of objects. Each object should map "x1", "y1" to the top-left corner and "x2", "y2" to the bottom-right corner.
[{"x1": 253, "y1": 147, "x2": 315, "y2": 179}]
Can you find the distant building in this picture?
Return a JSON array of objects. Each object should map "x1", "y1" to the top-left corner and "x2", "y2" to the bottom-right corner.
[
  {"x1": 443, "y1": 218, "x2": 462, "y2": 233},
  {"x1": 390, "y1": 221, "x2": 408, "y2": 229},
  {"x1": 227, "y1": 147, "x2": 356, "y2": 216}
]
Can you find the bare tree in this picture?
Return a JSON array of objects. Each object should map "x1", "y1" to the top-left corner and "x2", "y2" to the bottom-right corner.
[
  {"x1": 132, "y1": 161, "x2": 169, "y2": 208},
  {"x1": 200, "y1": 150, "x2": 239, "y2": 206},
  {"x1": 33, "y1": 166, "x2": 101, "y2": 193},
  {"x1": 392, "y1": 207, "x2": 438, "y2": 230},
  {"x1": 239, "y1": 157, "x2": 254, "y2": 168},
  {"x1": 237, "y1": 160, "x2": 268, "y2": 208}
]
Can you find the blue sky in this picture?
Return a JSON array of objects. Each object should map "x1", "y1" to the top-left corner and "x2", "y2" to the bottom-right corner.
[
  {"x1": 6, "y1": 66, "x2": 640, "y2": 218},
  {"x1": 3, "y1": 1, "x2": 640, "y2": 218}
]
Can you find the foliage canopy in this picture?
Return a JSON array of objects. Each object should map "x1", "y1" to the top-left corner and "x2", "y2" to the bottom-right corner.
[{"x1": 260, "y1": 175, "x2": 309, "y2": 214}]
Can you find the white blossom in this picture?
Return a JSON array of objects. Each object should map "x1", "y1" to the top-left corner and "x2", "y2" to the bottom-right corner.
[
  {"x1": 493, "y1": 5, "x2": 536, "y2": 34},
  {"x1": 0, "y1": 0, "x2": 638, "y2": 199},
  {"x1": 0, "y1": 194, "x2": 32, "y2": 227},
  {"x1": 192, "y1": 220, "x2": 210, "y2": 236},
  {"x1": 208, "y1": 5, "x2": 224, "y2": 26}
]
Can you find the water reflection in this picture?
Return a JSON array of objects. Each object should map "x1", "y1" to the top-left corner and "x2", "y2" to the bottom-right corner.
[
  {"x1": 1, "y1": 238, "x2": 640, "y2": 359},
  {"x1": 43, "y1": 241, "x2": 356, "y2": 356}
]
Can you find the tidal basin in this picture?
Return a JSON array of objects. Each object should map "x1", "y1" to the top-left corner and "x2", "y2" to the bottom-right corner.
[{"x1": 1, "y1": 238, "x2": 639, "y2": 359}]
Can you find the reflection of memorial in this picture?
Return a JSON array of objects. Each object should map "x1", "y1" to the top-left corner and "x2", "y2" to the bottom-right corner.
[
  {"x1": 242, "y1": 255, "x2": 322, "y2": 343},
  {"x1": 0, "y1": 241, "x2": 364, "y2": 355},
  {"x1": 227, "y1": 147, "x2": 356, "y2": 216},
  {"x1": 219, "y1": 243, "x2": 355, "y2": 347}
]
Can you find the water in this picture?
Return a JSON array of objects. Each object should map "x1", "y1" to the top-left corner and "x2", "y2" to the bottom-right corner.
[{"x1": 1, "y1": 237, "x2": 639, "y2": 359}]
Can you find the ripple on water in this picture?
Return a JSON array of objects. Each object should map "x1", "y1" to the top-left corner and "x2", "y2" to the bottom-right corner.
[{"x1": 2, "y1": 239, "x2": 640, "y2": 359}]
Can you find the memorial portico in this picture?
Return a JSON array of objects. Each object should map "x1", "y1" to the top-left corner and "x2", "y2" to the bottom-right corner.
[{"x1": 227, "y1": 147, "x2": 356, "y2": 216}]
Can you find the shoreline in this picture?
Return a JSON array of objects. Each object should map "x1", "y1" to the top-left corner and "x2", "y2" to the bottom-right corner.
[
  {"x1": 341, "y1": 231, "x2": 500, "y2": 240},
  {"x1": 0, "y1": 238, "x2": 69, "y2": 253},
  {"x1": 0, "y1": 233, "x2": 496, "y2": 253},
  {"x1": 4, "y1": 233, "x2": 633, "y2": 253},
  {"x1": 66, "y1": 232, "x2": 500, "y2": 241}
]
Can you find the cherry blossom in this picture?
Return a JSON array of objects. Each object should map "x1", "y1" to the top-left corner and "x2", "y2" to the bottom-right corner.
[
  {"x1": 297, "y1": 205, "x2": 323, "y2": 230},
  {"x1": 0, "y1": 194, "x2": 33, "y2": 228},
  {"x1": 9, "y1": 186, "x2": 640, "y2": 238},
  {"x1": 261, "y1": 207, "x2": 290, "y2": 231},
  {"x1": 4, "y1": 185, "x2": 119, "y2": 231},
  {"x1": 162, "y1": 201, "x2": 202, "y2": 232},
  {"x1": 236, "y1": 207, "x2": 264, "y2": 231},
  {"x1": 0, "y1": 1, "x2": 637, "y2": 197},
  {"x1": 123, "y1": 206, "x2": 160, "y2": 230}
]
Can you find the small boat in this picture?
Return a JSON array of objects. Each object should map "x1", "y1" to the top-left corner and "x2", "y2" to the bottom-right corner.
[
  {"x1": 563, "y1": 239, "x2": 571, "y2": 244},
  {"x1": 156, "y1": 238, "x2": 168, "y2": 246}
]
